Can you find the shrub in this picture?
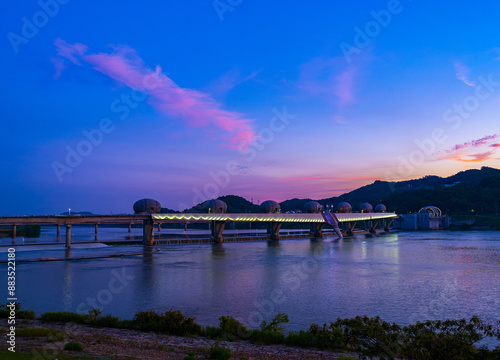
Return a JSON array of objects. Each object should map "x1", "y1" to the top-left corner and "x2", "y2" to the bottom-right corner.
[
  {"x1": 92, "y1": 314, "x2": 120, "y2": 328},
  {"x1": 209, "y1": 346, "x2": 232, "y2": 360},
  {"x1": 219, "y1": 315, "x2": 249, "y2": 340},
  {"x1": 183, "y1": 351, "x2": 196, "y2": 360},
  {"x1": 132, "y1": 309, "x2": 201, "y2": 336},
  {"x1": 17, "y1": 327, "x2": 65, "y2": 342},
  {"x1": 260, "y1": 313, "x2": 289, "y2": 333},
  {"x1": 40, "y1": 311, "x2": 86, "y2": 324},
  {"x1": 205, "y1": 325, "x2": 221, "y2": 339},
  {"x1": 64, "y1": 341, "x2": 83, "y2": 351},
  {"x1": 133, "y1": 310, "x2": 163, "y2": 330},
  {"x1": 250, "y1": 329, "x2": 285, "y2": 345},
  {"x1": 0, "y1": 303, "x2": 35, "y2": 320}
]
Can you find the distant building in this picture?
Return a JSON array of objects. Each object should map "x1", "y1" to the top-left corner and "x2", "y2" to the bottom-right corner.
[{"x1": 394, "y1": 206, "x2": 450, "y2": 230}]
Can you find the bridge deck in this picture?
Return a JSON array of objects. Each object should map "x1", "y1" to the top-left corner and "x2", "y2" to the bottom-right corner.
[
  {"x1": 0, "y1": 212, "x2": 397, "y2": 225},
  {"x1": 153, "y1": 212, "x2": 397, "y2": 223}
]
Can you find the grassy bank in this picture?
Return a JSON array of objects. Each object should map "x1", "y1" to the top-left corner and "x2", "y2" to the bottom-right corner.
[{"x1": 1, "y1": 305, "x2": 500, "y2": 359}]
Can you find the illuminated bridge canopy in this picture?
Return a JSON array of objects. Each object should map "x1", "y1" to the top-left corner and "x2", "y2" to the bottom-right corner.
[{"x1": 152, "y1": 212, "x2": 397, "y2": 223}]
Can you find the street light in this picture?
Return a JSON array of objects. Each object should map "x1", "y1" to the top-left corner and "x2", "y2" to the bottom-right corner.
[{"x1": 68, "y1": 208, "x2": 71, "y2": 216}]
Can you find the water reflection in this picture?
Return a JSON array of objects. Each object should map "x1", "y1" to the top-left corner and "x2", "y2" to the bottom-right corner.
[{"x1": 2, "y1": 231, "x2": 499, "y2": 332}]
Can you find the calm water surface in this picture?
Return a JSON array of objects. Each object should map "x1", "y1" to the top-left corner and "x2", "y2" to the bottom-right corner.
[{"x1": 1, "y1": 230, "x2": 499, "y2": 331}]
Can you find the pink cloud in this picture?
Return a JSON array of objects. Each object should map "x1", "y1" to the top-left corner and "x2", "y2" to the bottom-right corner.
[
  {"x1": 454, "y1": 61, "x2": 476, "y2": 88},
  {"x1": 50, "y1": 57, "x2": 66, "y2": 79},
  {"x1": 449, "y1": 151, "x2": 496, "y2": 163},
  {"x1": 205, "y1": 67, "x2": 262, "y2": 98},
  {"x1": 438, "y1": 134, "x2": 500, "y2": 164},
  {"x1": 295, "y1": 56, "x2": 361, "y2": 105},
  {"x1": 277, "y1": 176, "x2": 381, "y2": 181},
  {"x1": 53, "y1": 39, "x2": 255, "y2": 148},
  {"x1": 445, "y1": 134, "x2": 500, "y2": 153},
  {"x1": 333, "y1": 65, "x2": 357, "y2": 105}
]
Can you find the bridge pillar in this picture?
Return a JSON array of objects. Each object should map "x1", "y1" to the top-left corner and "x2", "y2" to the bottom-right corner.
[
  {"x1": 143, "y1": 219, "x2": 154, "y2": 246},
  {"x1": 267, "y1": 222, "x2": 282, "y2": 241},
  {"x1": 346, "y1": 221, "x2": 357, "y2": 236},
  {"x1": 95, "y1": 224, "x2": 98, "y2": 234},
  {"x1": 65, "y1": 225, "x2": 72, "y2": 248},
  {"x1": 184, "y1": 222, "x2": 188, "y2": 231},
  {"x1": 12, "y1": 225, "x2": 16, "y2": 239},
  {"x1": 211, "y1": 221, "x2": 226, "y2": 243},
  {"x1": 384, "y1": 218, "x2": 393, "y2": 232},
  {"x1": 157, "y1": 223, "x2": 161, "y2": 232},
  {"x1": 57, "y1": 224, "x2": 61, "y2": 238},
  {"x1": 369, "y1": 220, "x2": 379, "y2": 234},
  {"x1": 310, "y1": 223, "x2": 324, "y2": 237},
  {"x1": 128, "y1": 223, "x2": 132, "y2": 232}
]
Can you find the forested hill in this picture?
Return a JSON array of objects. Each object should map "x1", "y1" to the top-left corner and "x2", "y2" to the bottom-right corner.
[
  {"x1": 165, "y1": 167, "x2": 499, "y2": 215},
  {"x1": 282, "y1": 166, "x2": 500, "y2": 215}
]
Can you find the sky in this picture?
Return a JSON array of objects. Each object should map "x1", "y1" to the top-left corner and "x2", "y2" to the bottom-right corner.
[{"x1": 1, "y1": 0, "x2": 500, "y2": 215}]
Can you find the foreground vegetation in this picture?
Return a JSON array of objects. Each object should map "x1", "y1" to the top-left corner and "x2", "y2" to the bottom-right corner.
[{"x1": 2, "y1": 304, "x2": 500, "y2": 360}]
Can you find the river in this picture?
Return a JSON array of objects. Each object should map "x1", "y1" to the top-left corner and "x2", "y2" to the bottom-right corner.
[{"x1": 1, "y1": 229, "x2": 499, "y2": 332}]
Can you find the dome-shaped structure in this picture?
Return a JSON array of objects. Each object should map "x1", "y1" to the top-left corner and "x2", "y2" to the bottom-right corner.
[
  {"x1": 336, "y1": 202, "x2": 352, "y2": 213},
  {"x1": 260, "y1": 200, "x2": 281, "y2": 213},
  {"x1": 419, "y1": 206, "x2": 442, "y2": 217},
  {"x1": 203, "y1": 199, "x2": 227, "y2": 213},
  {"x1": 360, "y1": 202, "x2": 373, "y2": 213},
  {"x1": 304, "y1": 201, "x2": 322, "y2": 213},
  {"x1": 133, "y1": 198, "x2": 161, "y2": 214},
  {"x1": 374, "y1": 204, "x2": 387, "y2": 213}
]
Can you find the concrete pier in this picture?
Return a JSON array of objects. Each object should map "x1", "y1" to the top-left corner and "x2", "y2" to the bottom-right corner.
[
  {"x1": 211, "y1": 221, "x2": 226, "y2": 243},
  {"x1": 57, "y1": 224, "x2": 61, "y2": 238},
  {"x1": 310, "y1": 222, "x2": 324, "y2": 237},
  {"x1": 346, "y1": 221, "x2": 357, "y2": 236},
  {"x1": 267, "y1": 221, "x2": 282, "y2": 241},
  {"x1": 65, "y1": 224, "x2": 72, "y2": 248},
  {"x1": 143, "y1": 219, "x2": 154, "y2": 246}
]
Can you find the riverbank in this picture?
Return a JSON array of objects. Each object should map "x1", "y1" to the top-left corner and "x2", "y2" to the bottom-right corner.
[
  {"x1": 2, "y1": 306, "x2": 499, "y2": 360},
  {"x1": 0, "y1": 319, "x2": 350, "y2": 360}
]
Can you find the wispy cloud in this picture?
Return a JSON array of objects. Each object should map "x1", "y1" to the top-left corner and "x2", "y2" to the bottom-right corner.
[
  {"x1": 295, "y1": 56, "x2": 361, "y2": 105},
  {"x1": 445, "y1": 134, "x2": 500, "y2": 153},
  {"x1": 204, "y1": 67, "x2": 261, "y2": 98},
  {"x1": 454, "y1": 61, "x2": 476, "y2": 88},
  {"x1": 277, "y1": 176, "x2": 381, "y2": 181},
  {"x1": 50, "y1": 57, "x2": 66, "y2": 79},
  {"x1": 448, "y1": 151, "x2": 497, "y2": 163},
  {"x1": 439, "y1": 133, "x2": 500, "y2": 163},
  {"x1": 53, "y1": 39, "x2": 255, "y2": 148}
]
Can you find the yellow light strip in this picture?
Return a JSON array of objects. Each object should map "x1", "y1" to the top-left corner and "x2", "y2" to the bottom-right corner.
[{"x1": 152, "y1": 212, "x2": 396, "y2": 223}]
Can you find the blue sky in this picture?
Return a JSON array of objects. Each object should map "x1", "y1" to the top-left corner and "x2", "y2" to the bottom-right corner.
[{"x1": 1, "y1": 0, "x2": 499, "y2": 214}]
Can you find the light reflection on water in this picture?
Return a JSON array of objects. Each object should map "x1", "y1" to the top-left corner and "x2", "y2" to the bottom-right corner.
[{"x1": 0, "y1": 230, "x2": 499, "y2": 332}]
